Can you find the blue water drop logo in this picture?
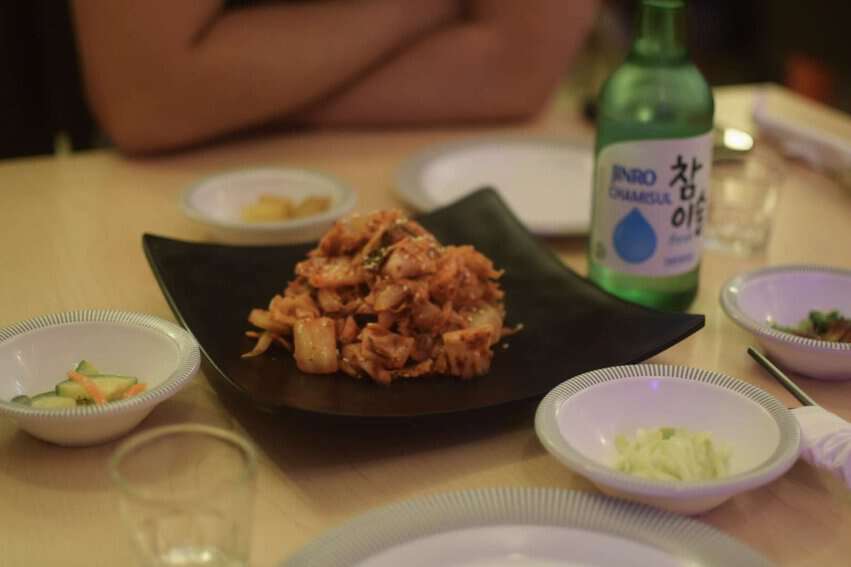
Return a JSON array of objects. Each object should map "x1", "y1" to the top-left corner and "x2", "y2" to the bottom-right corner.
[{"x1": 613, "y1": 208, "x2": 657, "y2": 263}]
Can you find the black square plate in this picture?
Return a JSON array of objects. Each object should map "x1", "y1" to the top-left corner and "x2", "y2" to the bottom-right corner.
[{"x1": 144, "y1": 189, "x2": 703, "y2": 418}]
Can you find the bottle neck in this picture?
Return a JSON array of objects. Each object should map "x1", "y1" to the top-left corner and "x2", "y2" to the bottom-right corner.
[{"x1": 630, "y1": 0, "x2": 687, "y2": 63}]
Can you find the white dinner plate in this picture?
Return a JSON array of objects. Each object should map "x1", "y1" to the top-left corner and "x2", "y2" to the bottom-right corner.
[
  {"x1": 396, "y1": 137, "x2": 593, "y2": 235},
  {"x1": 280, "y1": 487, "x2": 772, "y2": 566}
]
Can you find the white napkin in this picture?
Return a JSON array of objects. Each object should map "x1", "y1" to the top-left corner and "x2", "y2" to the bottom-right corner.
[
  {"x1": 752, "y1": 91, "x2": 851, "y2": 179},
  {"x1": 792, "y1": 406, "x2": 851, "y2": 487}
]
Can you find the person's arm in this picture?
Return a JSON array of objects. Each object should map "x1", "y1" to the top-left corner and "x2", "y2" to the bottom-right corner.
[
  {"x1": 72, "y1": 0, "x2": 459, "y2": 154},
  {"x1": 300, "y1": 0, "x2": 599, "y2": 126}
]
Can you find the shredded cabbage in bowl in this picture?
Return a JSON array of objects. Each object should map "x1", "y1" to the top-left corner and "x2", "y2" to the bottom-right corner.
[{"x1": 614, "y1": 427, "x2": 731, "y2": 481}]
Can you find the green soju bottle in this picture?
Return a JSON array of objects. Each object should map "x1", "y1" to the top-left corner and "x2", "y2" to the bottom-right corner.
[{"x1": 588, "y1": 0, "x2": 714, "y2": 311}]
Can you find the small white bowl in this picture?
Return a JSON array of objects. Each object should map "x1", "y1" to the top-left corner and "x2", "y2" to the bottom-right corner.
[
  {"x1": 721, "y1": 265, "x2": 851, "y2": 380},
  {"x1": 535, "y1": 365, "x2": 800, "y2": 515},
  {"x1": 0, "y1": 310, "x2": 200, "y2": 446},
  {"x1": 182, "y1": 167, "x2": 356, "y2": 245}
]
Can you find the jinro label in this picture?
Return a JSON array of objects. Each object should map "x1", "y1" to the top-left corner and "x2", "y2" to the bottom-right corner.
[{"x1": 590, "y1": 133, "x2": 713, "y2": 276}]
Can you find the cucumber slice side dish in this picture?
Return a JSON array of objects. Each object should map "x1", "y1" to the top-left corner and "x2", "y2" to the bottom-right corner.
[
  {"x1": 30, "y1": 393, "x2": 78, "y2": 409},
  {"x1": 8, "y1": 361, "x2": 145, "y2": 409},
  {"x1": 56, "y1": 375, "x2": 138, "y2": 403},
  {"x1": 74, "y1": 360, "x2": 100, "y2": 376}
]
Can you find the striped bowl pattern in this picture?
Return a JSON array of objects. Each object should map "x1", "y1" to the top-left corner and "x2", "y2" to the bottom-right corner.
[
  {"x1": 535, "y1": 364, "x2": 800, "y2": 500},
  {"x1": 280, "y1": 487, "x2": 772, "y2": 566},
  {"x1": 0, "y1": 309, "x2": 200, "y2": 419},
  {"x1": 721, "y1": 264, "x2": 851, "y2": 353}
]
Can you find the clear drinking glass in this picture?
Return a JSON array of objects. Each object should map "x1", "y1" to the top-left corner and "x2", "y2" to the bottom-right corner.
[
  {"x1": 110, "y1": 424, "x2": 257, "y2": 567},
  {"x1": 705, "y1": 152, "x2": 783, "y2": 256}
]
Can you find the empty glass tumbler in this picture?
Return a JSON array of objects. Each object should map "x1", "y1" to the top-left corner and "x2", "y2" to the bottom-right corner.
[
  {"x1": 110, "y1": 424, "x2": 258, "y2": 567},
  {"x1": 705, "y1": 152, "x2": 783, "y2": 256}
]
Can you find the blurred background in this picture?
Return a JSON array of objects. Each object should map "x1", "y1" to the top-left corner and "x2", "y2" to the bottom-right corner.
[{"x1": 1, "y1": 0, "x2": 849, "y2": 159}]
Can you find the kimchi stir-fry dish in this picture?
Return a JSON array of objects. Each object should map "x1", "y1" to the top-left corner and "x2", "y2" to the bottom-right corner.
[{"x1": 243, "y1": 210, "x2": 511, "y2": 384}]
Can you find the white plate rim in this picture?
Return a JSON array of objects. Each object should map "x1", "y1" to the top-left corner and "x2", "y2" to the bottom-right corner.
[
  {"x1": 534, "y1": 365, "x2": 801, "y2": 499},
  {"x1": 0, "y1": 309, "x2": 200, "y2": 418},
  {"x1": 395, "y1": 135, "x2": 592, "y2": 235},
  {"x1": 181, "y1": 166, "x2": 357, "y2": 232},
  {"x1": 720, "y1": 264, "x2": 851, "y2": 352},
  {"x1": 280, "y1": 487, "x2": 772, "y2": 567}
]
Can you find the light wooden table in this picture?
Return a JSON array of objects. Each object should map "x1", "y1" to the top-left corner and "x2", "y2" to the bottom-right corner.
[{"x1": 0, "y1": 85, "x2": 849, "y2": 567}]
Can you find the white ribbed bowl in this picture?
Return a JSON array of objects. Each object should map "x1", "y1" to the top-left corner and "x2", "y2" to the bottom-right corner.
[
  {"x1": 535, "y1": 365, "x2": 801, "y2": 515},
  {"x1": 721, "y1": 264, "x2": 851, "y2": 380},
  {"x1": 182, "y1": 167, "x2": 356, "y2": 245},
  {"x1": 0, "y1": 310, "x2": 200, "y2": 446}
]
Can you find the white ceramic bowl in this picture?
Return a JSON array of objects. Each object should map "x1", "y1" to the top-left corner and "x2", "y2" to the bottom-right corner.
[
  {"x1": 721, "y1": 265, "x2": 851, "y2": 380},
  {"x1": 0, "y1": 310, "x2": 200, "y2": 446},
  {"x1": 182, "y1": 167, "x2": 356, "y2": 245},
  {"x1": 535, "y1": 365, "x2": 800, "y2": 515}
]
